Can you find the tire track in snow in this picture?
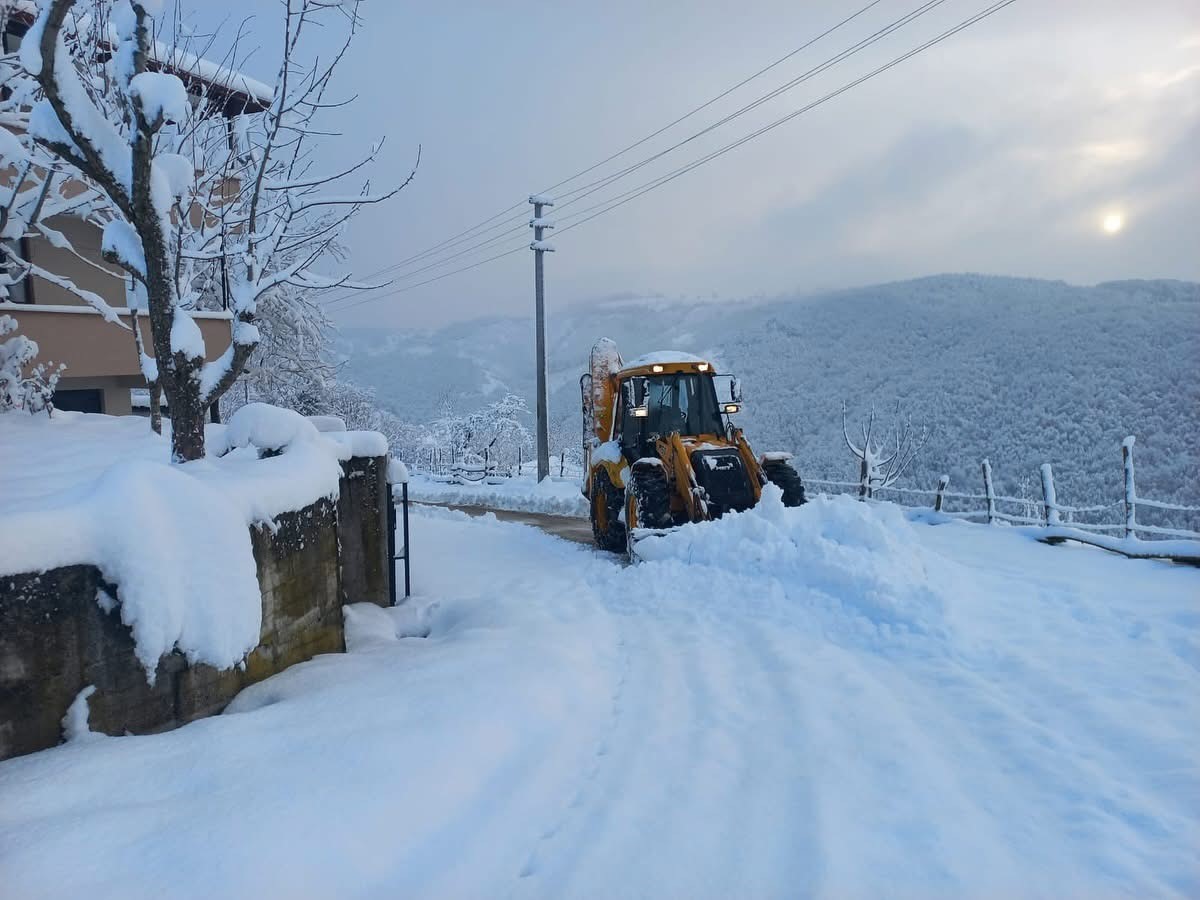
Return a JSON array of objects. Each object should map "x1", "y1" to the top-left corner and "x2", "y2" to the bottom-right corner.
[
  {"x1": 508, "y1": 604, "x2": 671, "y2": 895},
  {"x1": 509, "y1": 616, "x2": 634, "y2": 891},
  {"x1": 733, "y1": 615, "x2": 826, "y2": 896},
  {"x1": 512, "y1": 579, "x2": 827, "y2": 898}
]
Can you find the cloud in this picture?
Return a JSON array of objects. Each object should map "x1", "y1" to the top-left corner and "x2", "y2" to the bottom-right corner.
[{"x1": 763, "y1": 122, "x2": 984, "y2": 249}]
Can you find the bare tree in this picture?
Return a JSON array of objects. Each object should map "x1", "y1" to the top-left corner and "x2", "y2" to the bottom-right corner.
[
  {"x1": 842, "y1": 401, "x2": 929, "y2": 498},
  {"x1": 4, "y1": 0, "x2": 412, "y2": 461}
]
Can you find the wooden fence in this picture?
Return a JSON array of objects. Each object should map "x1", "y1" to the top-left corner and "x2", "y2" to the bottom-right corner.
[{"x1": 805, "y1": 436, "x2": 1200, "y2": 565}]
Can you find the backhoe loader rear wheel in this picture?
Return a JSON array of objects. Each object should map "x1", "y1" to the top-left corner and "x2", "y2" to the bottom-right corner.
[
  {"x1": 590, "y1": 469, "x2": 626, "y2": 552},
  {"x1": 761, "y1": 457, "x2": 807, "y2": 507}
]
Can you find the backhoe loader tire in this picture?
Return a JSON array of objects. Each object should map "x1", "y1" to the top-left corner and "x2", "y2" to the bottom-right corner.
[
  {"x1": 591, "y1": 469, "x2": 626, "y2": 552},
  {"x1": 762, "y1": 458, "x2": 807, "y2": 507},
  {"x1": 629, "y1": 459, "x2": 674, "y2": 530}
]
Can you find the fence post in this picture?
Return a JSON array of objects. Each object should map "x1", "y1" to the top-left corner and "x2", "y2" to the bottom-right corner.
[
  {"x1": 1040, "y1": 463, "x2": 1060, "y2": 525},
  {"x1": 1122, "y1": 436, "x2": 1136, "y2": 539},
  {"x1": 560, "y1": 451, "x2": 565, "y2": 478},
  {"x1": 982, "y1": 459, "x2": 996, "y2": 524},
  {"x1": 934, "y1": 475, "x2": 949, "y2": 512}
]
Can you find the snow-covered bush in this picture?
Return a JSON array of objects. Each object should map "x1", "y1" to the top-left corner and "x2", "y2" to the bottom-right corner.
[
  {"x1": 429, "y1": 393, "x2": 533, "y2": 472},
  {"x1": 0, "y1": 313, "x2": 63, "y2": 414}
]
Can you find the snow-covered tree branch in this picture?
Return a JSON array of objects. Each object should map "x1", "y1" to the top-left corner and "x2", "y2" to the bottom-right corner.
[{"x1": 0, "y1": 0, "x2": 412, "y2": 461}]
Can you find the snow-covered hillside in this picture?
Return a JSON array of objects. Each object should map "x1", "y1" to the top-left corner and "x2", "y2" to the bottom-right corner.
[
  {"x1": 338, "y1": 275, "x2": 1200, "y2": 507},
  {"x1": 2, "y1": 498, "x2": 1196, "y2": 897}
]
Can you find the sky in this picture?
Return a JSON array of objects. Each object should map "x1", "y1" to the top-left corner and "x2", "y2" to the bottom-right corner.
[{"x1": 176, "y1": 0, "x2": 1200, "y2": 328}]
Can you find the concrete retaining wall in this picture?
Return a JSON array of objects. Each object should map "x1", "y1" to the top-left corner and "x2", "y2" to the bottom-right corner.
[{"x1": 0, "y1": 455, "x2": 391, "y2": 761}]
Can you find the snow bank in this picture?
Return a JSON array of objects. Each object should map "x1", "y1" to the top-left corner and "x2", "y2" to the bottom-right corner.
[
  {"x1": 0, "y1": 407, "x2": 388, "y2": 679},
  {"x1": 635, "y1": 487, "x2": 953, "y2": 639},
  {"x1": 223, "y1": 401, "x2": 319, "y2": 451},
  {"x1": 406, "y1": 472, "x2": 587, "y2": 518},
  {"x1": 306, "y1": 415, "x2": 346, "y2": 433}
]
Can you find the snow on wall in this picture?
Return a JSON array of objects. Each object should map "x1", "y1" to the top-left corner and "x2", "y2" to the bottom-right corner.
[{"x1": 0, "y1": 406, "x2": 388, "y2": 679}]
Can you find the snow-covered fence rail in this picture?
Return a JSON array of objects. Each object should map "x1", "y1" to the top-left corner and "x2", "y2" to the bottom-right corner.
[{"x1": 805, "y1": 435, "x2": 1200, "y2": 564}]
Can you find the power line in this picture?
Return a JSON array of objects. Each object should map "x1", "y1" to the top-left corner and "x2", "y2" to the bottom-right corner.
[
  {"x1": 551, "y1": 0, "x2": 1016, "y2": 240},
  {"x1": 532, "y1": 0, "x2": 892, "y2": 202},
  {"x1": 331, "y1": 0, "x2": 1016, "y2": 314},
  {"x1": 547, "y1": 0, "x2": 949, "y2": 213},
  {"x1": 332, "y1": 245, "x2": 528, "y2": 312},
  {"x1": 322, "y1": 0, "x2": 944, "y2": 309},
  {"x1": 319, "y1": 0, "x2": 890, "y2": 299},
  {"x1": 324, "y1": 220, "x2": 529, "y2": 305}
]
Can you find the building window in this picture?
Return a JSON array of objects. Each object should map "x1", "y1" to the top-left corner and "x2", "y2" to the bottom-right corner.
[{"x1": 52, "y1": 389, "x2": 104, "y2": 414}]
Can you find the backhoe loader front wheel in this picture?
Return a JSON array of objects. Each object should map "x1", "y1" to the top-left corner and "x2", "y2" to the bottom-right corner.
[
  {"x1": 628, "y1": 459, "x2": 674, "y2": 531},
  {"x1": 761, "y1": 456, "x2": 807, "y2": 507},
  {"x1": 590, "y1": 468, "x2": 626, "y2": 552}
]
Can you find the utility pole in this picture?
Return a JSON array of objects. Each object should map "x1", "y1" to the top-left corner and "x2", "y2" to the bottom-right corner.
[{"x1": 529, "y1": 194, "x2": 555, "y2": 482}]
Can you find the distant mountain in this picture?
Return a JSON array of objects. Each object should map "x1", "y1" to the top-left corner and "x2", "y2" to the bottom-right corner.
[{"x1": 336, "y1": 274, "x2": 1200, "y2": 509}]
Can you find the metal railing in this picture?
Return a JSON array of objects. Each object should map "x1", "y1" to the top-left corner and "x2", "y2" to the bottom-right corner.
[{"x1": 387, "y1": 479, "x2": 411, "y2": 603}]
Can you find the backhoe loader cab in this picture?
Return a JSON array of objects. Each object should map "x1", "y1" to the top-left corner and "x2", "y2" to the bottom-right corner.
[{"x1": 581, "y1": 339, "x2": 805, "y2": 555}]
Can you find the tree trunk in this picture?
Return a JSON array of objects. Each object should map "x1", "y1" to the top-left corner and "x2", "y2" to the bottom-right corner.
[
  {"x1": 166, "y1": 372, "x2": 206, "y2": 462},
  {"x1": 148, "y1": 381, "x2": 162, "y2": 435}
]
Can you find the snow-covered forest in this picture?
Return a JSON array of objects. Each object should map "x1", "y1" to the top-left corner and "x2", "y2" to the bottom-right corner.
[{"x1": 337, "y1": 274, "x2": 1200, "y2": 507}]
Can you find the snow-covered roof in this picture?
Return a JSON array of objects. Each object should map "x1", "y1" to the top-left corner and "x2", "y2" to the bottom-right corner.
[
  {"x1": 149, "y1": 46, "x2": 273, "y2": 110},
  {"x1": 5, "y1": 3, "x2": 273, "y2": 110}
]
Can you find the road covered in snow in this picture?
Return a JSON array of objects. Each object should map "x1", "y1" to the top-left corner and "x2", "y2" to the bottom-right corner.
[{"x1": 1, "y1": 490, "x2": 1197, "y2": 898}]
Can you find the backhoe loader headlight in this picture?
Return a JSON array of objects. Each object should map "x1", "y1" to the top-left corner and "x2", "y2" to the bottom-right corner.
[
  {"x1": 651, "y1": 364, "x2": 664, "y2": 373},
  {"x1": 633, "y1": 405, "x2": 650, "y2": 418},
  {"x1": 697, "y1": 362, "x2": 709, "y2": 372},
  {"x1": 723, "y1": 403, "x2": 741, "y2": 414}
]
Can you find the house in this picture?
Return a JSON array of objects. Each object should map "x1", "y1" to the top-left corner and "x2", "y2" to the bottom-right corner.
[{"x1": 0, "y1": 6, "x2": 271, "y2": 416}]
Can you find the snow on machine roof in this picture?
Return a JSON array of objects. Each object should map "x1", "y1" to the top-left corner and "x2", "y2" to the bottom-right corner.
[{"x1": 619, "y1": 351, "x2": 715, "y2": 377}]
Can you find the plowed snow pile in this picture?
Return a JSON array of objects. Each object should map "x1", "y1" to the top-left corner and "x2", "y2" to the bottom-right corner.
[
  {"x1": 634, "y1": 486, "x2": 954, "y2": 638},
  {"x1": 1, "y1": 499, "x2": 1197, "y2": 898}
]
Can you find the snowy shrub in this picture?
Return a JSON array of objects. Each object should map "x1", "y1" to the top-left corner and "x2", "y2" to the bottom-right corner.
[{"x1": 0, "y1": 314, "x2": 63, "y2": 414}]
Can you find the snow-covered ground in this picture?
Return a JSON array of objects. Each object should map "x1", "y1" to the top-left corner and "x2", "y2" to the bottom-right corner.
[
  {"x1": 1, "y1": 491, "x2": 1197, "y2": 898},
  {"x1": 407, "y1": 471, "x2": 588, "y2": 517}
]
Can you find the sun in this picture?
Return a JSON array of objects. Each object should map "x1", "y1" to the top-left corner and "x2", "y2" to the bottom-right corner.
[{"x1": 1102, "y1": 212, "x2": 1124, "y2": 235}]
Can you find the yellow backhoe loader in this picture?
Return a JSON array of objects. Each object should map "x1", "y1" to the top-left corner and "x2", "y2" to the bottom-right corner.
[{"x1": 580, "y1": 338, "x2": 805, "y2": 555}]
